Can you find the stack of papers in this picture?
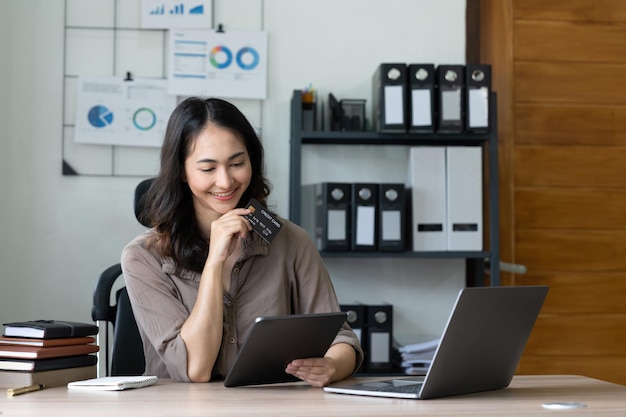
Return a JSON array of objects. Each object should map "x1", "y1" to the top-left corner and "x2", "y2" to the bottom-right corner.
[{"x1": 394, "y1": 335, "x2": 441, "y2": 376}]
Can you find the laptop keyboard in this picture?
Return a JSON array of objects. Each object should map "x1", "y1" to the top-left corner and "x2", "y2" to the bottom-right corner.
[{"x1": 372, "y1": 383, "x2": 422, "y2": 393}]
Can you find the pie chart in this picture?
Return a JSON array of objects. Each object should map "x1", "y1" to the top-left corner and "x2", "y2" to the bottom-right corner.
[
  {"x1": 133, "y1": 107, "x2": 157, "y2": 131},
  {"x1": 88, "y1": 105, "x2": 114, "y2": 128}
]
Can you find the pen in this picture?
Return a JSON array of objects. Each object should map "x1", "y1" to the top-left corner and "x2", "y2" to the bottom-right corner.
[{"x1": 6, "y1": 383, "x2": 45, "y2": 397}]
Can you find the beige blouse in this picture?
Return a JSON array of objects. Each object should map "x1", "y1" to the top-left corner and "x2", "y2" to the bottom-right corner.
[{"x1": 121, "y1": 218, "x2": 364, "y2": 382}]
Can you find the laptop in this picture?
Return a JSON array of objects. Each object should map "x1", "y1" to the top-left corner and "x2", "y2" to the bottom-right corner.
[
  {"x1": 324, "y1": 285, "x2": 548, "y2": 399},
  {"x1": 224, "y1": 312, "x2": 347, "y2": 387}
]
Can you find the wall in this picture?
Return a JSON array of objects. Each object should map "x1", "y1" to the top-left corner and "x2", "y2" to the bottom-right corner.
[
  {"x1": 0, "y1": 0, "x2": 466, "y2": 340},
  {"x1": 479, "y1": 0, "x2": 626, "y2": 384}
]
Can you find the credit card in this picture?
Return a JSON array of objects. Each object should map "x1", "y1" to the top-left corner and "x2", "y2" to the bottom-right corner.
[{"x1": 243, "y1": 198, "x2": 283, "y2": 243}]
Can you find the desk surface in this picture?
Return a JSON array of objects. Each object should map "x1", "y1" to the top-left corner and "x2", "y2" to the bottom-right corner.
[{"x1": 2, "y1": 375, "x2": 625, "y2": 416}]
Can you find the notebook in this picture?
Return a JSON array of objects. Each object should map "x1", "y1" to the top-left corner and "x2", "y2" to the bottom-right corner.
[
  {"x1": 324, "y1": 285, "x2": 548, "y2": 400},
  {"x1": 67, "y1": 376, "x2": 158, "y2": 391},
  {"x1": 224, "y1": 312, "x2": 347, "y2": 387}
]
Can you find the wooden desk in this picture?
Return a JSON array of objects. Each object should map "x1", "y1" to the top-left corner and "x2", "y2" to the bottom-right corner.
[{"x1": 1, "y1": 375, "x2": 625, "y2": 416}]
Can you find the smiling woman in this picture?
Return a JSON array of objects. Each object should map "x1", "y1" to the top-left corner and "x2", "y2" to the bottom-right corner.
[
  {"x1": 120, "y1": 97, "x2": 363, "y2": 386},
  {"x1": 183, "y1": 123, "x2": 252, "y2": 230}
]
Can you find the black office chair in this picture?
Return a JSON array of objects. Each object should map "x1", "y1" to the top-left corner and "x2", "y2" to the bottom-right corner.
[{"x1": 91, "y1": 178, "x2": 154, "y2": 377}]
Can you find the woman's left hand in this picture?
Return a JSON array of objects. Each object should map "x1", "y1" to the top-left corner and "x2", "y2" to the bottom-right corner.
[{"x1": 285, "y1": 357, "x2": 338, "y2": 387}]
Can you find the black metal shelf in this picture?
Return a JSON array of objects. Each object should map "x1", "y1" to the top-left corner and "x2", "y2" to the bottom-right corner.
[
  {"x1": 298, "y1": 131, "x2": 489, "y2": 146},
  {"x1": 318, "y1": 251, "x2": 490, "y2": 259},
  {"x1": 288, "y1": 89, "x2": 500, "y2": 286}
]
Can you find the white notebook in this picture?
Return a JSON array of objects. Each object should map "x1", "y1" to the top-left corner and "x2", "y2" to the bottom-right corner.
[{"x1": 67, "y1": 376, "x2": 158, "y2": 391}]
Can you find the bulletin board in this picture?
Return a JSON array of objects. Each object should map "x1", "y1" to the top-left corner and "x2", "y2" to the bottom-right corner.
[{"x1": 62, "y1": 0, "x2": 172, "y2": 177}]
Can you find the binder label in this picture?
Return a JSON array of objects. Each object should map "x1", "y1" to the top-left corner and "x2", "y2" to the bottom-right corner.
[
  {"x1": 384, "y1": 85, "x2": 404, "y2": 124},
  {"x1": 381, "y1": 211, "x2": 401, "y2": 240},
  {"x1": 327, "y1": 209, "x2": 347, "y2": 241},
  {"x1": 411, "y1": 89, "x2": 432, "y2": 127},
  {"x1": 355, "y1": 205, "x2": 375, "y2": 246},
  {"x1": 468, "y1": 87, "x2": 489, "y2": 128},
  {"x1": 441, "y1": 90, "x2": 461, "y2": 121}
]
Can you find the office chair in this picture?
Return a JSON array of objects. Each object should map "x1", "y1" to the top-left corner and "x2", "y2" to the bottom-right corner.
[{"x1": 91, "y1": 178, "x2": 154, "y2": 377}]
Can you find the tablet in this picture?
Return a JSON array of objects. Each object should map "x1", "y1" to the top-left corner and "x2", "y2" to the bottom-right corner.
[{"x1": 223, "y1": 312, "x2": 347, "y2": 387}]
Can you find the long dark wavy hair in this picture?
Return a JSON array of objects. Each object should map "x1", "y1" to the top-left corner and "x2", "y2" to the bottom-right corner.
[{"x1": 142, "y1": 97, "x2": 271, "y2": 273}]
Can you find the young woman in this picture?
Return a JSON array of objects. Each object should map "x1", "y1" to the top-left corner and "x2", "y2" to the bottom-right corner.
[{"x1": 121, "y1": 97, "x2": 363, "y2": 386}]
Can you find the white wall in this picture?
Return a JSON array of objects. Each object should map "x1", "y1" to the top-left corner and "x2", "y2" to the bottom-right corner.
[{"x1": 0, "y1": 0, "x2": 466, "y2": 339}]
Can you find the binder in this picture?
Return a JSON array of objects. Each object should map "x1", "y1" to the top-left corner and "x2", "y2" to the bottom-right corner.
[
  {"x1": 351, "y1": 183, "x2": 378, "y2": 251},
  {"x1": 465, "y1": 64, "x2": 491, "y2": 133},
  {"x1": 408, "y1": 64, "x2": 436, "y2": 133},
  {"x1": 372, "y1": 63, "x2": 408, "y2": 132},
  {"x1": 446, "y1": 146, "x2": 483, "y2": 251},
  {"x1": 407, "y1": 147, "x2": 447, "y2": 251},
  {"x1": 340, "y1": 304, "x2": 367, "y2": 372},
  {"x1": 366, "y1": 304, "x2": 393, "y2": 373},
  {"x1": 301, "y1": 183, "x2": 351, "y2": 251},
  {"x1": 378, "y1": 183, "x2": 406, "y2": 252},
  {"x1": 436, "y1": 65, "x2": 465, "y2": 133},
  {"x1": 340, "y1": 304, "x2": 367, "y2": 345}
]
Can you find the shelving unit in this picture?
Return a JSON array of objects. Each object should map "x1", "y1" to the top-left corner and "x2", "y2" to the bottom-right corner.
[{"x1": 289, "y1": 90, "x2": 500, "y2": 287}]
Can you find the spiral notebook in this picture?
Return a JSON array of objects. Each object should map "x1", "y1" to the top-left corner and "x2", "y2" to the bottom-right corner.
[{"x1": 67, "y1": 375, "x2": 158, "y2": 391}]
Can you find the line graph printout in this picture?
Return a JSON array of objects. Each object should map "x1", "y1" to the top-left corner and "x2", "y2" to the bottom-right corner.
[
  {"x1": 168, "y1": 29, "x2": 268, "y2": 99},
  {"x1": 74, "y1": 76, "x2": 177, "y2": 148}
]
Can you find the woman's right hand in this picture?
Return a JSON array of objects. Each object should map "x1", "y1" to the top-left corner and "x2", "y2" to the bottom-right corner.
[{"x1": 206, "y1": 208, "x2": 252, "y2": 265}]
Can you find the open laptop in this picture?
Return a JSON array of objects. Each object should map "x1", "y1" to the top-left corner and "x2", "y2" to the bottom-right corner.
[
  {"x1": 224, "y1": 312, "x2": 347, "y2": 387},
  {"x1": 324, "y1": 285, "x2": 548, "y2": 399}
]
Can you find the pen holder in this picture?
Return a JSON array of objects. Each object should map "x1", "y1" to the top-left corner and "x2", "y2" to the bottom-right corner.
[
  {"x1": 340, "y1": 99, "x2": 366, "y2": 131},
  {"x1": 301, "y1": 91, "x2": 316, "y2": 131}
]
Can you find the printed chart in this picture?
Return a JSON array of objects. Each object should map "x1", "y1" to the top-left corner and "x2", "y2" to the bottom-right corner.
[
  {"x1": 141, "y1": 0, "x2": 212, "y2": 29},
  {"x1": 74, "y1": 76, "x2": 177, "y2": 148},
  {"x1": 168, "y1": 29, "x2": 268, "y2": 99}
]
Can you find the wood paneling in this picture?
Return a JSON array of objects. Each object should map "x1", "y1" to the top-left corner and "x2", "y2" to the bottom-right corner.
[
  {"x1": 515, "y1": 104, "x2": 626, "y2": 145},
  {"x1": 515, "y1": 188, "x2": 626, "y2": 229},
  {"x1": 478, "y1": 0, "x2": 515, "y2": 285},
  {"x1": 513, "y1": 0, "x2": 626, "y2": 23},
  {"x1": 515, "y1": 272, "x2": 626, "y2": 314},
  {"x1": 516, "y1": 229, "x2": 626, "y2": 272},
  {"x1": 479, "y1": 0, "x2": 626, "y2": 385},
  {"x1": 526, "y1": 314, "x2": 626, "y2": 355},
  {"x1": 514, "y1": 146, "x2": 626, "y2": 187},
  {"x1": 515, "y1": 62, "x2": 626, "y2": 104},
  {"x1": 515, "y1": 21, "x2": 626, "y2": 63}
]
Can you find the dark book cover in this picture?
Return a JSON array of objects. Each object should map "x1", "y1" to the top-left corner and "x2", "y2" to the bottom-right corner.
[
  {"x1": 0, "y1": 354, "x2": 98, "y2": 372},
  {"x1": 2, "y1": 320, "x2": 99, "y2": 339}
]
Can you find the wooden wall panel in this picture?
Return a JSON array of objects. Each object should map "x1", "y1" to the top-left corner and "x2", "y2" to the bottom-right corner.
[
  {"x1": 515, "y1": 62, "x2": 626, "y2": 104},
  {"x1": 513, "y1": 0, "x2": 626, "y2": 23},
  {"x1": 514, "y1": 146, "x2": 626, "y2": 187},
  {"x1": 516, "y1": 229, "x2": 626, "y2": 272},
  {"x1": 515, "y1": 104, "x2": 626, "y2": 145},
  {"x1": 481, "y1": 0, "x2": 626, "y2": 385},
  {"x1": 515, "y1": 189, "x2": 626, "y2": 229},
  {"x1": 526, "y1": 315, "x2": 626, "y2": 355},
  {"x1": 478, "y1": 0, "x2": 516, "y2": 286},
  {"x1": 515, "y1": 21, "x2": 626, "y2": 63},
  {"x1": 515, "y1": 272, "x2": 626, "y2": 314}
]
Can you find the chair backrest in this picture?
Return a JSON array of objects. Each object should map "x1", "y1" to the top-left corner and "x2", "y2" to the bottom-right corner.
[
  {"x1": 110, "y1": 287, "x2": 145, "y2": 376},
  {"x1": 91, "y1": 178, "x2": 154, "y2": 377}
]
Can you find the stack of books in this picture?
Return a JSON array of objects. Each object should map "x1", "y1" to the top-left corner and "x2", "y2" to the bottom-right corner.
[
  {"x1": 0, "y1": 320, "x2": 99, "y2": 389},
  {"x1": 394, "y1": 335, "x2": 441, "y2": 376}
]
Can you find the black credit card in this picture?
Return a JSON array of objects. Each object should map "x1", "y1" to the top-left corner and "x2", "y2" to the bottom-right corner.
[{"x1": 243, "y1": 198, "x2": 283, "y2": 243}]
